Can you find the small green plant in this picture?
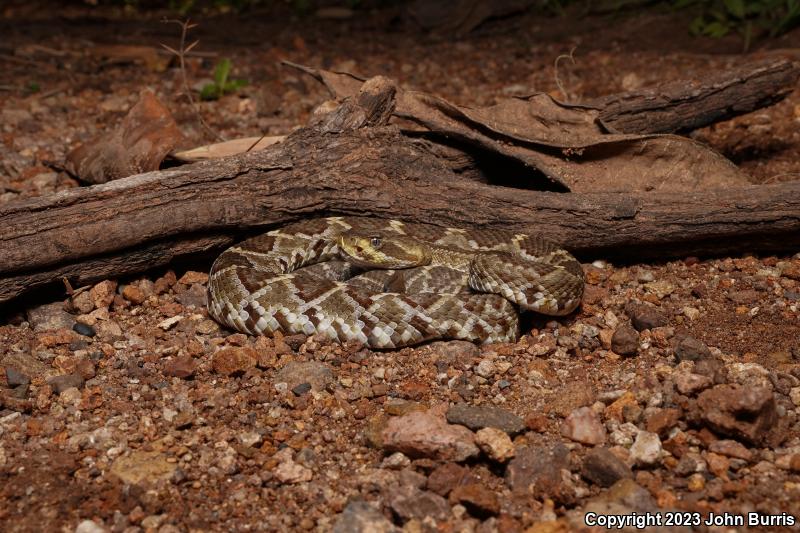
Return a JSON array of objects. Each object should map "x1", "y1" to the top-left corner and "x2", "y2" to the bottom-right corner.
[
  {"x1": 677, "y1": 0, "x2": 800, "y2": 51},
  {"x1": 200, "y1": 58, "x2": 248, "y2": 101},
  {"x1": 25, "y1": 81, "x2": 41, "y2": 94}
]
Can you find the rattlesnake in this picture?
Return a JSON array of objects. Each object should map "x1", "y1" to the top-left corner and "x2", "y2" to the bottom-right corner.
[{"x1": 207, "y1": 217, "x2": 584, "y2": 349}]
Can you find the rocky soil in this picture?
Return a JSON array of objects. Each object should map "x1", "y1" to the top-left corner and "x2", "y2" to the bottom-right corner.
[{"x1": 1, "y1": 3, "x2": 799, "y2": 532}]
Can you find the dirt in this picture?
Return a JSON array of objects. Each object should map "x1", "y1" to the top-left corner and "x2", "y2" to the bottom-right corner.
[{"x1": 1, "y1": 3, "x2": 799, "y2": 532}]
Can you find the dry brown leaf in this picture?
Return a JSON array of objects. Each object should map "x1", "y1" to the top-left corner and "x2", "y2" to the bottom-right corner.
[
  {"x1": 293, "y1": 65, "x2": 749, "y2": 193},
  {"x1": 407, "y1": 0, "x2": 536, "y2": 35},
  {"x1": 65, "y1": 90, "x2": 185, "y2": 184},
  {"x1": 172, "y1": 136, "x2": 286, "y2": 162},
  {"x1": 89, "y1": 44, "x2": 170, "y2": 72}
]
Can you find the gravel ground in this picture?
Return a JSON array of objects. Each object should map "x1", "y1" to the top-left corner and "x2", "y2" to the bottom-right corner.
[{"x1": 1, "y1": 3, "x2": 799, "y2": 532}]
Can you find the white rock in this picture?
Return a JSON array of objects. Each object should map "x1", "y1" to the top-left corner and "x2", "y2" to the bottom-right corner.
[
  {"x1": 630, "y1": 430, "x2": 662, "y2": 466},
  {"x1": 381, "y1": 452, "x2": 411, "y2": 470},
  {"x1": 75, "y1": 519, "x2": 107, "y2": 533},
  {"x1": 475, "y1": 427, "x2": 515, "y2": 462},
  {"x1": 475, "y1": 359, "x2": 496, "y2": 378},
  {"x1": 789, "y1": 387, "x2": 800, "y2": 407},
  {"x1": 157, "y1": 316, "x2": 182, "y2": 330}
]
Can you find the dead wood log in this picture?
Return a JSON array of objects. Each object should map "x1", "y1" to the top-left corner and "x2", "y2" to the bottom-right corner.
[
  {"x1": 590, "y1": 57, "x2": 800, "y2": 134},
  {"x1": 290, "y1": 59, "x2": 799, "y2": 193},
  {"x1": 1, "y1": 76, "x2": 799, "y2": 304},
  {"x1": 2, "y1": 124, "x2": 799, "y2": 303}
]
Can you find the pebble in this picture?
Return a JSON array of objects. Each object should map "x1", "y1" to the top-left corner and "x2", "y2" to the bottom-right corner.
[
  {"x1": 681, "y1": 306, "x2": 700, "y2": 320},
  {"x1": 726, "y1": 362, "x2": 772, "y2": 389},
  {"x1": 157, "y1": 316, "x2": 183, "y2": 331},
  {"x1": 560, "y1": 406, "x2": 607, "y2": 445},
  {"x1": 274, "y1": 448, "x2": 313, "y2": 484},
  {"x1": 89, "y1": 280, "x2": 117, "y2": 308},
  {"x1": 727, "y1": 289, "x2": 759, "y2": 304},
  {"x1": 389, "y1": 486, "x2": 450, "y2": 521},
  {"x1": 48, "y1": 373, "x2": 85, "y2": 393},
  {"x1": 380, "y1": 451, "x2": 411, "y2": 470},
  {"x1": 705, "y1": 452, "x2": 730, "y2": 477},
  {"x1": 644, "y1": 280, "x2": 675, "y2": 299},
  {"x1": 474, "y1": 427, "x2": 515, "y2": 462},
  {"x1": 163, "y1": 356, "x2": 197, "y2": 379},
  {"x1": 687, "y1": 473, "x2": 705, "y2": 491},
  {"x1": 546, "y1": 381, "x2": 597, "y2": 418},
  {"x1": 178, "y1": 271, "x2": 209, "y2": 285},
  {"x1": 429, "y1": 340, "x2": 480, "y2": 360},
  {"x1": 140, "y1": 515, "x2": 167, "y2": 529},
  {"x1": 674, "y1": 335, "x2": 711, "y2": 361},
  {"x1": 59, "y1": 386, "x2": 82, "y2": 405},
  {"x1": 72, "y1": 322, "x2": 97, "y2": 337},
  {"x1": 427, "y1": 462, "x2": 470, "y2": 496},
  {"x1": 629, "y1": 431, "x2": 662, "y2": 466},
  {"x1": 696, "y1": 384, "x2": 779, "y2": 446},
  {"x1": 506, "y1": 444, "x2": 576, "y2": 505},
  {"x1": 71, "y1": 291, "x2": 95, "y2": 314},
  {"x1": 381, "y1": 410, "x2": 479, "y2": 462},
  {"x1": 122, "y1": 284, "x2": 146, "y2": 304},
  {"x1": 450, "y1": 483, "x2": 500, "y2": 517},
  {"x1": 445, "y1": 403, "x2": 525, "y2": 434},
  {"x1": 674, "y1": 372, "x2": 712, "y2": 396},
  {"x1": 610, "y1": 325, "x2": 639, "y2": 356},
  {"x1": 153, "y1": 271, "x2": 177, "y2": 294},
  {"x1": 275, "y1": 361, "x2": 334, "y2": 391},
  {"x1": 5, "y1": 367, "x2": 30, "y2": 387},
  {"x1": 332, "y1": 501, "x2": 398, "y2": 533},
  {"x1": 27, "y1": 302, "x2": 75, "y2": 331},
  {"x1": 581, "y1": 447, "x2": 633, "y2": 487},
  {"x1": 291, "y1": 382, "x2": 312, "y2": 396},
  {"x1": 475, "y1": 359, "x2": 495, "y2": 378},
  {"x1": 644, "y1": 408, "x2": 681, "y2": 437},
  {"x1": 790, "y1": 387, "x2": 800, "y2": 407},
  {"x1": 110, "y1": 450, "x2": 177, "y2": 486},
  {"x1": 608, "y1": 478, "x2": 659, "y2": 509},
  {"x1": 625, "y1": 303, "x2": 668, "y2": 331},
  {"x1": 239, "y1": 431, "x2": 262, "y2": 447},
  {"x1": 211, "y1": 347, "x2": 257, "y2": 376},
  {"x1": 674, "y1": 452, "x2": 706, "y2": 476},
  {"x1": 176, "y1": 283, "x2": 208, "y2": 308},
  {"x1": 708, "y1": 439, "x2": 753, "y2": 461},
  {"x1": 74, "y1": 519, "x2": 107, "y2": 533}
]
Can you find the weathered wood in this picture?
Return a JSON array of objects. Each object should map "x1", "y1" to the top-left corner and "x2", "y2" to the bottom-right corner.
[
  {"x1": 591, "y1": 57, "x2": 800, "y2": 134},
  {"x1": 2, "y1": 124, "x2": 799, "y2": 303}
]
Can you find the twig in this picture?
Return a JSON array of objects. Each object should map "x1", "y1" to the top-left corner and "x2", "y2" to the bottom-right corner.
[
  {"x1": 0, "y1": 53, "x2": 53, "y2": 69},
  {"x1": 160, "y1": 18, "x2": 223, "y2": 142},
  {"x1": 61, "y1": 276, "x2": 74, "y2": 297},
  {"x1": 553, "y1": 46, "x2": 578, "y2": 102},
  {"x1": 155, "y1": 48, "x2": 219, "y2": 59},
  {"x1": 245, "y1": 134, "x2": 268, "y2": 153}
]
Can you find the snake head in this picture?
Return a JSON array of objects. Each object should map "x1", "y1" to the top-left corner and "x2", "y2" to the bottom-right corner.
[{"x1": 338, "y1": 231, "x2": 431, "y2": 269}]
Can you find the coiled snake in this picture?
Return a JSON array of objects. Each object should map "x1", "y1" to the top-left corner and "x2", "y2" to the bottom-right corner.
[{"x1": 207, "y1": 217, "x2": 584, "y2": 349}]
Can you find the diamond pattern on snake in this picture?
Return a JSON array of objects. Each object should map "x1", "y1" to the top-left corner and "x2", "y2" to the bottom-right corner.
[{"x1": 207, "y1": 217, "x2": 584, "y2": 349}]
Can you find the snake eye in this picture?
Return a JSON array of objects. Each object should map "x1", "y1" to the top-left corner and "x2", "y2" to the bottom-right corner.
[{"x1": 370, "y1": 236, "x2": 382, "y2": 248}]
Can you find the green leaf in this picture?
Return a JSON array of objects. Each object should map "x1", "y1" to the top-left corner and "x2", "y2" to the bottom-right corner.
[
  {"x1": 689, "y1": 15, "x2": 707, "y2": 34},
  {"x1": 709, "y1": 8, "x2": 728, "y2": 21},
  {"x1": 213, "y1": 58, "x2": 232, "y2": 88},
  {"x1": 200, "y1": 83, "x2": 220, "y2": 101},
  {"x1": 223, "y1": 79, "x2": 248, "y2": 92},
  {"x1": 724, "y1": 0, "x2": 746, "y2": 18},
  {"x1": 705, "y1": 20, "x2": 731, "y2": 36}
]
